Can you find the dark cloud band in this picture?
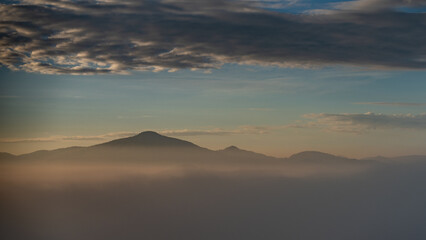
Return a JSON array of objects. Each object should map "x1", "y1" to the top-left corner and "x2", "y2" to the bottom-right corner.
[{"x1": 1, "y1": 0, "x2": 426, "y2": 74}]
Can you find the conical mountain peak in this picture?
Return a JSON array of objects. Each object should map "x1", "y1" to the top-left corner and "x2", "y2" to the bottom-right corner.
[
  {"x1": 135, "y1": 131, "x2": 161, "y2": 137},
  {"x1": 224, "y1": 145, "x2": 240, "y2": 151},
  {"x1": 96, "y1": 131, "x2": 200, "y2": 148}
]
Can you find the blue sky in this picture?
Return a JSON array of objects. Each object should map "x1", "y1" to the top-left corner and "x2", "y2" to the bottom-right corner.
[
  {"x1": 2, "y1": 64, "x2": 425, "y2": 157},
  {"x1": 1, "y1": 0, "x2": 426, "y2": 157}
]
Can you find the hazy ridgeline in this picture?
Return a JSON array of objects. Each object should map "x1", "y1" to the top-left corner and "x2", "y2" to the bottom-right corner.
[{"x1": 1, "y1": 133, "x2": 426, "y2": 240}]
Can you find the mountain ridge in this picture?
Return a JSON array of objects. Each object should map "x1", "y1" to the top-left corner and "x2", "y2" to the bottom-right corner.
[{"x1": 1, "y1": 131, "x2": 425, "y2": 163}]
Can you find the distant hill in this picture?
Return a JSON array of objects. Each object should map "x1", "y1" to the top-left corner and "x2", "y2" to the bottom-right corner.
[
  {"x1": 0, "y1": 152, "x2": 16, "y2": 161},
  {"x1": 288, "y1": 151, "x2": 354, "y2": 162},
  {"x1": 218, "y1": 146, "x2": 278, "y2": 162}
]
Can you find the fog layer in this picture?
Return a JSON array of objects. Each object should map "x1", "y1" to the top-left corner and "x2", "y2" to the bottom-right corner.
[{"x1": 2, "y1": 155, "x2": 426, "y2": 240}]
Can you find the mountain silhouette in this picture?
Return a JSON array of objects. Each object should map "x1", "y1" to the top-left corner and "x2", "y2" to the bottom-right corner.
[
  {"x1": 1, "y1": 131, "x2": 423, "y2": 166},
  {"x1": 95, "y1": 131, "x2": 202, "y2": 149},
  {"x1": 10, "y1": 131, "x2": 211, "y2": 163}
]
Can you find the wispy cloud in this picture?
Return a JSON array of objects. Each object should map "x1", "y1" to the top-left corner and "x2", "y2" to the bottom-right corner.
[
  {"x1": 294, "y1": 112, "x2": 426, "y2": 133},
  {"x1": 332, "y1": 0, "x2": 426, "y2": 12},
  {"x1": 354, "y1": 102, "x2": 426, "y2": 107},
  {"x1": 1, "y1": 0, "x2": 426, "y2": 74},
  {"x1": 0, "y1": 126, "x2": 273, "y2": 143},
  {"x1": 159, "y1": 125, "x2": 271, "y2": 136},
  {"x1": 308, "y1": 0, "x2": 426, "y2": 14},
  {"x1": 245, "y1": 0, "x2": 302, "y2": 9},
  {"x1": 0, "y1": 132, "x2": 137, "y2": 143}
]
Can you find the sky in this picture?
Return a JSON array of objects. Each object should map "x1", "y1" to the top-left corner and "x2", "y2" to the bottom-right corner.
[{"x1": 1, "y1": 0, "x2": 426, "y2": 157}]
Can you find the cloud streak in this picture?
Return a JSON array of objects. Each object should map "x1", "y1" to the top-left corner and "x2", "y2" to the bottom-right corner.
[
  {"x1": 1, "y1": 0, "x2": 426, "y2": 74},
  {"x1": 332, "y1": 0, "x2": 426, "y2": 12},
  {"x1": 300, "y1": 112, "x2": 426, "y2": 133},
  {"x1": 354, "y1": 102, "x2": 426, "y2": 107},
  {"x1": 160, "y1": 125, "x2": 271, "y2": 136},
  {"x1": 0, "y1": 132, "x2": 137, "y2": 143},
  {"x1": 0, "y1": 126, "x2": 271, "y2": 143}
]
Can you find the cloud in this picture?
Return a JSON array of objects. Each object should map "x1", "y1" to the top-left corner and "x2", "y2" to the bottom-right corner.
[
  {"x1": 1, "y1": 0, "x2": 426, "y2": 74},
  {"x1": 332, "y1": 0, "x2": 426, "y2": 12},
  {"x1": 159, "y1": 126, "x2": 271, "y2": 136},
  {"x1": 0, "y1": 132, "x2": 137, "y2": 143},
  {"x1": 244, "y1": 0, "x2": 301, "y2": 9},
  {"x1": 298, "y1": 112, "x2": 426, "y2": 133},
  {"x1": 354, "y1": 102, "x2": 426, "y2": 107},
  {"x1": 0, "y1": 126, "x2": 271, "y2": 143}
]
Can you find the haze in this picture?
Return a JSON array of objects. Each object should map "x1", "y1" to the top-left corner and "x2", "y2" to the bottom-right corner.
[{"x1": 2, "y1": 132, "x2": 426, "y2": 239}]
